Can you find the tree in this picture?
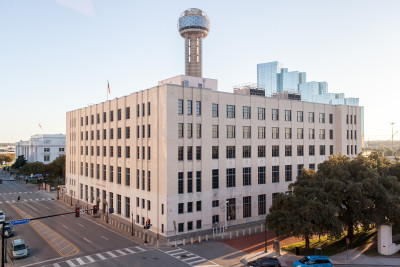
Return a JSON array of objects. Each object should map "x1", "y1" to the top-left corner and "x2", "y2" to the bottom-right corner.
[
  {"x1": 266, "y1": 169, "x2": 341, "y2": 251},
  {"x1": 12, "y1": 155, "x2": 27, "y2": 169},
  {"x1": 21, "y1": 162, "x2": 44, "y2": 175},
  {"x1": 0, "y1": 153, "x2": 15, "y2": 163},
  {"x1": 47, "y1": 155, "x2": 65, "y2": 183}
]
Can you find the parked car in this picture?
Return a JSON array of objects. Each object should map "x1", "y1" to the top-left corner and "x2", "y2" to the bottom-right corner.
[
  {"x1": 11, "y1": 239, "x2": 28, "y2": 259},
  {"x1": 247, "y1": 256, "x2": 282, "y2": 267},
  {"x1": 292, "y1": 255, "x2": 333, "y2": 267},
  {"x1": 9, "y1": 176, "x2": 15, "y2": 181}
]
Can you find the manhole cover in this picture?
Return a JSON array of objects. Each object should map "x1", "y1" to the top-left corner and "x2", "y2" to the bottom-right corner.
[{"x1": 180, "y1": 255, "x2": 188, "y2": 258}]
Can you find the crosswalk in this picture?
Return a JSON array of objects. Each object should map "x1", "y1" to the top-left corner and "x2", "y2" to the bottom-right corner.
[
  {"x1": 44, "y1": 246, "x2": 146, "y2": 267},
  {"x1": 0, "y1": 198, "x2": 53, "y2": 204},
  {"x1": 161, "y1": 248, "x2": 220, "y2": 266}
]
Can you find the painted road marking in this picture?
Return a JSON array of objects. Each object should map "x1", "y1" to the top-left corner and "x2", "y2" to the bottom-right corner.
[
  {"x1": 83, "y1": 237, "x2": 91, "y2": 243},
  {"x1": 100, "y1": 235, "x2": 108, "y2": 240},
  {"x1": 45, "y1": 246, "x2": 147, "y2": 267},
  {"x1": 77, "y1": 223, "x2": 84, "y2": 227},
  {"x1": 11, "y1": 205, "x2": 79, "y2": 258},
  {"x1": 160, "y1": 248, "x2": 221, "y2": 267},
  {"x1": 62, "y1": 225, "x2": 68, "y2": 229}
]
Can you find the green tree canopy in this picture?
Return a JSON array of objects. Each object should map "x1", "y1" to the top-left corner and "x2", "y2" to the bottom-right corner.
[{"x1": 12, "y1": 155, "x2": 27, "y2": 169}]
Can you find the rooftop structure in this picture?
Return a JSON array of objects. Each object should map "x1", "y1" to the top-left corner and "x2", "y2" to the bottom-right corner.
[{"x1": 178, "y1": 8, "x2": 210, "y2": 78}]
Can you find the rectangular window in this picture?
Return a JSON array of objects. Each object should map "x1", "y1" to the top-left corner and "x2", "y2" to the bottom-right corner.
[
  {"x1": 103, "y1": 129, "x2": 106, "y2": 140},
  {"x1": 272, "y1": 109, "x2": 279, "y2": 121},
  {"x1": 297, "y1": 145, "x2": 304, "y2": 156},
  {"x1": 126, "y1": 107, "x2": 130, "y2": 119},
  {"x1": 187, "y1": 123, "x2": 193, "y2": 138},
  {"x1": 309, "y1": 163, "x2": 315, "y2": 170},
  {"x1": 258, "y1": 107, "x2": 265, "y2": 120},
  {"x1": 148, "y1": 102, "x2": 151, "y2": 116},
  {"x1": 320, "y1": 145, "x2": 326, "y2": 155},
  {"x1": 330, "y1": 145, "x2": 334, "y2": 155},
  {"x1": 102, "y1": 165, "x2": 106, "y2": 181},
  {"x1": 212, "y1": 103, "x2": 218, "y2": 117},
  {"x1": 243, "y1": 196, "x2": 251, "y2": 218},
  {"x1": 136, "y1": 170, "x2": 140, "y2": 189},
  {"x1": 227, "y1": 198, "x2": 236, "y2": 221},
  {"x1": 103, "y1": 112, "x2": 106, "y2": 123},
  {"x1": 285, "y1": 110, "x2": 291, "y2": 121},
  {"x1": 148, "y1": 124, "x2": 151, "y2": 138},
  {"x1": 212, "y1": 125, "x2": 219, "y2": 138},
  {"x1": 187, "y1": 171, "x2": 193, "y2": 193},
  {"x1": 308, "y1": 112, "x2": 314, "y2": 123},
  {"x1": 258, "y1": 166, "x2": 266, "y2": 184},
  {"x1": 272, "y1": 127, "x2": 279, "y2": 139},
  {"x1": 178, "y1": 203, "x2": 184, "y2": 214},
  {"x1": 187, "y1": 221, "x2": 193, "y2": 231},
  {"x1": 117, "y1": 167, "x2": 122, "y2": 184},
  {"x1": 110, "y1": 128, "x2": 114, "y2": 140},
  {"x1": 212, "y1": 200, "x2": 219, "y2": 207},
  {"x1": 178, "y1": 146, "x2": 184, "y2": 161},
  {"x1": 142, "y1": 170, "x2": 145, "y2": 190},
  {"x1": 96, "y1": 164, "x2": 100, "y2": 179},
  {"x1": 329, "y1": 114, "x2": 333, "y2": 124},
  {"x1": 125, "y1": 168, "x2": 130, "y2": 186},
  {"x1": 226, "y1": 105, "x2": 235, "y2": 118},
  {"x1": 285, "y1": 128, "x2": 292, "y2": 139},
  {"x1": 110, "y1": 166, "x2": 114, "y2": 182},
  {"x1": 272, "y1": 145, "x2": 279, "y2": 157},
  {"x1": 209, "y1": 145, "x2": 218, "y2": 159},
  {"x1": 178, "y1": 223, "x2": 184, "y2": 233},
  {"x1": 309, "y1": 145, "x2": 315, "y2": 156},
  {"x1": 212, "y1": 215, "x2": 219, "y2": 224},
  {"x1": 196, "y1": 101, "x2": 201, "y2": 115},
  {"x1": 178, "y1": 99, "x2": 183, "y2": 115},
  {"x1": 178, "y1": 172, "x2": 184, "y2": 194},
  {"x1": 319, "y1": 113, "x2": 325, "y2": 123},
  {"x1": 243, "y1": 167, "x2": 251, "y2": 186},
  {"x1": 226, "y1": 146, "x2": 236, "y2": 159},
  {"x1": 226, "y1": 168, "x2": 236, "y2": 187},
  {"x1": 258, "y1": 126, "x2": 265, "y2": 139},
  {"x1": 196, "y1": 123, "x2": 201, "y2": 138},
  {"x1": 125, "y1": 197, "x2": 130, "y2": 218},
  {"x1": 297, "y1": 128, "x2": 304, "y2": 139},
  {"x1": 319, "y1": 129, "x2": 326, "y2": 139},
  {"x1": 285, "y1": 145, "x2": 292, "y2": 157},
  {"x1": 227, "y1": 125, "x2": 236, "y2": 138},
  {"x1": 142, "y1": 125, "x2": 145, "y2": 138},
  {"x1": 243, "y1": 126, "x2": 251, "y2": 138},
  {"x1": 117, "y1": 109, "x2": 122, "y2": 121},
  {"x1": 117, "y1": 146, "x2": 122, "y2": 158},
  {"x1": 196, "y1": 201, "x2": 202, "y2": 212},
  {"x1": 187, "y1": 146, "x2": 193, "y2": 160},
  {"x1": 298, "y1": 164, "x2": 304, "y2": 176},
  {"x1": 142, "y1": 103, "x2": 145, "y2": 116},
  {"x1": 187, "y1": 100, "x2": 193, "y2": 115},
  {"x1": 243, "y1": 106, "x2": 251, "y2": 119},
  {"x1": 272, "y1": 166, "x2": 279, "y2": 183},
  {"x1": 196, "y1": 146, "x2": 201, "y2": 160},
  {"x1": 178, "y1": 123, "x2": 184, "y2": 138},
  {"x1": 309, "y1": 128, "x2": 315, "y2": 139},
  {"x1": 285, "y1": 165, "x2": 292, "y2": 182},
  {"x1": 212, "y1": 169, "x2": 219, "y2": 189},
  {"x1": 297, "y1": 111, "x2": 303, "y2": 122},
  {"x1": 196, "y1": 220, "x2": 202, "y2": 229},
  {"x1": 354, "y1": 115, "x2": 357, "y2": 125},
  {"x1": 148, "y1": 171, "x2": 151, "y2": 191},
  {"x1": 117, "y1": 195, "x2": 121, "y2": 214},
  {"x1": 258, "y1": 145, "x2": 266, "y2": 157},
  {"x1": 125, "y1": 127, "x2": 130, "y2": 139},
  {"x1": 110, "y1": 111, "x2": 114, "y2": 122},
  {"x1": 196, "y1": 171, "x2": 201, "y2": 192},
  {"x1": 258, "y1": 194, "x2": 266, "y2": 215}
]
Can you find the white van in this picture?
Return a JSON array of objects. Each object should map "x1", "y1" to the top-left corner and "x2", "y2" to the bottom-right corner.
[{"x1": 11, "y1": 239, "x2": 28, "y2": 259}]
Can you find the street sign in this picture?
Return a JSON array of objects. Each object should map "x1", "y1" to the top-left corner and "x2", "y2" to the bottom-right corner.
[
  {"x1": 80, "y1": 209, "x2": 85, "y2": 214},
  {"x1": 9, "y1": 219, "x2": 30, "y2": 226}
]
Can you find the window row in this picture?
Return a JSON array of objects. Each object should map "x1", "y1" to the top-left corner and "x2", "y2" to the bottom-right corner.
[
  {"x1": 79, "y1": 102, "x2": 151, "y2": 127},
  {"x1": 80, "y1": 125, "x2": 151, "y2": 141},
  {"x1": 79, "y1": 145, "x2": 151, "y2": 160}
]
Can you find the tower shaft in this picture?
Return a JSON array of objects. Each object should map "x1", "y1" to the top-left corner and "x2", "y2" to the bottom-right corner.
[{"x1": 184, "y1": 33, "x2": 203, "y2": 77}]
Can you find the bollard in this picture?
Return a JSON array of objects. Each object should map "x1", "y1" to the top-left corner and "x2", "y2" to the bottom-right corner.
[
  {"x1": 198, "y1": 236, "x2": 201, "y2": 243},
  {"x1": 243, "y1": 229, "x2": 245, "y2": 236},
  {"x1": 191, "y1": 238, "x2": 193, "y2": 244},
  {"x1": 206, "y1": 235, "x2": 208, "y2": 241},
  {"x1": 175, "y1": 240, "x2": 177, "y2": 247},
  {"x1": 183, "y1": 239, "x2": 186, "y2": 246},
  {"x1": 236, "y1": 231, "x2": 239, "y2": 238},
  {"x1": 167, "y1": 239, "x2": 170, "y2": 246},
  {"x1": 157, "y1": 240, "x2": 159, "y2": 248},
  {"x1": 249, "y1": 228, "x2": 251, "y2": 235},
  {"x1": 230, "y1": 232, "x2": 232, "y2": 239}
]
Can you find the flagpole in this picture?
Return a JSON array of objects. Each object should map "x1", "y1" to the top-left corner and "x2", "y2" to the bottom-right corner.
[{"x1": 107, "y1": 80, "x2": 109, "y2": 102}]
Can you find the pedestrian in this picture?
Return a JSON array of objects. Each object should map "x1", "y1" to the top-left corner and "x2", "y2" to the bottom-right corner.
[{"x1": 17, "y1": 196, "x2": 20, "y2": 202}]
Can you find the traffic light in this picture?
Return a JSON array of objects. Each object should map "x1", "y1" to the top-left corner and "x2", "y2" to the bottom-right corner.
[
  {"x1": 45, "y1": 178, "x2": 48, "y2": 184},
  {"x1": 75, "y1": 207, "x2": 80, "y2": 217},
  {"x1": 93, "y1": 205, "x2": 98, "y2": 214},
  {"x1": 145, "y1": 218, "x2": 151, "y2": 229}
]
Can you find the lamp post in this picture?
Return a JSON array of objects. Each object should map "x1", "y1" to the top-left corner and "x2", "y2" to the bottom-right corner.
[
  {"x1": 104, "y1": 201, "x2": 109, "y2": 223},
  {"x1": 225, "y1": 200, "x2": 229, "y2": 230},
  {"x1": 70, "y1": 190, "x2": 73, "y2": 206},
  {"x1": 131, "y1": 212, "x2": 134, "y2": 236}
]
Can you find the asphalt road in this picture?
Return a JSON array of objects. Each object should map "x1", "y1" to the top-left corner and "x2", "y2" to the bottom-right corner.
[{"x1": 0, "y1": 172, "x2": 227, "y2": 267}]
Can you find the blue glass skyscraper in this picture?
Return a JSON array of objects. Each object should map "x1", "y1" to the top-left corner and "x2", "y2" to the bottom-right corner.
[{"x1": 257, "y1": 61, "x2": 282, "y2": 96}]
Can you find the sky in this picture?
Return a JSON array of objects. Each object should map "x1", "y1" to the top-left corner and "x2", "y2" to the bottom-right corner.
[{"x1": 1, "y1": 0, "x2": 399, "y2": 143}]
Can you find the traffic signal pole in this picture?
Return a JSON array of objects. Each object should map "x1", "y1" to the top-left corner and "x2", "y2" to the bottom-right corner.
[{"x1": 1, "y1": 221, "x2": 5, "y2": 267}]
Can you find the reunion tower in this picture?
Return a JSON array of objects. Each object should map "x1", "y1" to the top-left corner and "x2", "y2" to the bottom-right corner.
[{"x1": 178, "y1": 8, "x2": 210, "y2": 78}]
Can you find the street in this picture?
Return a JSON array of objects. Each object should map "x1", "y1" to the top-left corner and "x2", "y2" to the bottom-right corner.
[{"x1": 0, "y1": 172, "x2": 227, "y2": 267}]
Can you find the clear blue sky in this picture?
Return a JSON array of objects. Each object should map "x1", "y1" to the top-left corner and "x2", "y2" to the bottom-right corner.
[{"x1": 1, "y1": 0, "x2": 399, "y2": 143}]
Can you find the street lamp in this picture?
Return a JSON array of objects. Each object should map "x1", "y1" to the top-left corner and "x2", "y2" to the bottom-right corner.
[
  {"x1": 131, "y1": 212, "x2": 134, "y2": 236},
  {"x1": 225, "y1": 200, "x2": 229, "y2": 230},
  {"x1": 264, "y1": 221, "x2": 268, "y2": 253},
  {"x1": 104, "y1": 201, "x2": 109, "y2": 223}
]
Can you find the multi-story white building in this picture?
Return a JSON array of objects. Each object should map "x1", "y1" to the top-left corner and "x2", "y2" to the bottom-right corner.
[
  {"x1": 65, "y1": 74, "x2": 363, "y2": 238},
  {"x1": 15, "y1": 134, "x2": 66, "y2": 163}
]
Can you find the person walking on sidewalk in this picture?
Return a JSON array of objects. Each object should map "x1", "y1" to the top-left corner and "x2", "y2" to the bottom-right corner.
[{"x1": 17, "y1": 195, "x2": 20, "y2": 202}]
